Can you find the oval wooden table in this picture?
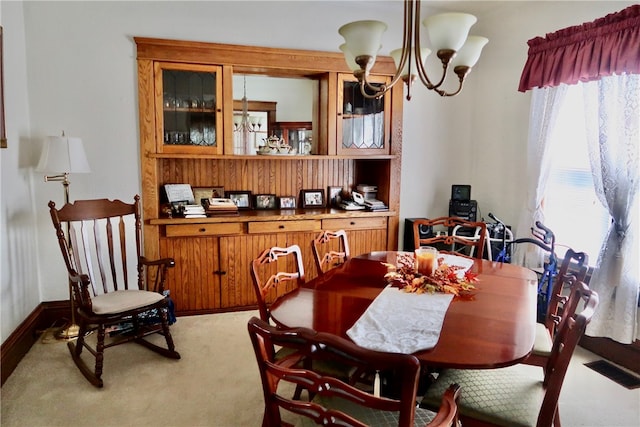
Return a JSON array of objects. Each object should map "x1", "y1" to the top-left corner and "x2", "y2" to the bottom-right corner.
[{"x1": 269, "y1": 251, "x2": 538, "y2": 369}]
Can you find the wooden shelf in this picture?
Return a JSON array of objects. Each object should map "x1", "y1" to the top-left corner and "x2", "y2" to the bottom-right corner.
[
  {"x1": 147, "y1": 152, "x2": 397, "y2": 160},
  {"x1": 150, "y1": 209, "x2": 396, "y2": 225}
]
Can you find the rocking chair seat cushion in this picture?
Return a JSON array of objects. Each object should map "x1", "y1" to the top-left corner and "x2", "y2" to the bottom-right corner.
[
  {"x1": 532, "y1": 323, "x2": 553, "y2": 356},
  {"x1": 91, "y1": 290, "x2": 165, "y2": 315}
]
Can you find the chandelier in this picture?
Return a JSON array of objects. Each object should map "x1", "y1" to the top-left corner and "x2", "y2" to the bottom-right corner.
[
  {"x1": 338, "y1": 0, "x2": 488, "y2": 99},
  {"x1": 233, "y1": 76, "x2": 263, "y2": 154}
]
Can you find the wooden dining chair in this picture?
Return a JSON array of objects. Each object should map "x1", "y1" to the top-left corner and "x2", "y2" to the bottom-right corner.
[
  {"x1": 48, "y1": 196, "x2": 180, "y2": 388},
  {"x1": 420, "y1": 279, "x2": 598, "y2": 427},
  {"x1": 412, "y1": 216, "x2": 487, "y2": 259},
  {"x1": 250, "y1": 244, "x2": 354, "y2": 398},
  {"x1": 525, "y1": 248, "x2": 589, "y2": 370},
  {"x1": 250, "y1": 244, "x2": 306, "y2": 325},
  {"x1": 312, "y1": 229, "x2": 351, "y2": 275},
  {"x1": 248, "y1": 316, "x2": 462, "y2": 427}
]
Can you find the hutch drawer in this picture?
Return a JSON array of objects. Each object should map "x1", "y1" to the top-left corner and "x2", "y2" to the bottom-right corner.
[
  {"x1": 322, "y1": 217, "x2": 387, "y2": 230},
  {"x1": 247, "y1": 220, "x2": 322, "y2": 234},
  {"x1": 165, "y1": 222, "x2": 244, "y2": 237}
]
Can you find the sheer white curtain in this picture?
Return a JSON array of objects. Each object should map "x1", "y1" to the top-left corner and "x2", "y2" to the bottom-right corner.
[
  {"x1": 583, "y1": 74, "x2": 640, "y2": 343},
  {"x1": 512, "y1": 86, "x2": 567, "y2": 269}
]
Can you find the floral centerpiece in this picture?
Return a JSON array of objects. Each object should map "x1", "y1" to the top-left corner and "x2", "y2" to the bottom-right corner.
[{"x1": 383, "y1": 252, "x2": 478, "y2": 296}]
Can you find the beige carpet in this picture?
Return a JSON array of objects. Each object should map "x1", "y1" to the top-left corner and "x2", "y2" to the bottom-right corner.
[
  {"x1": 2, "y1": 310, "x2": 639, "y2": 427},
  {"x1": 1, "y1": 310, "x2": 267, "y2": 427}
]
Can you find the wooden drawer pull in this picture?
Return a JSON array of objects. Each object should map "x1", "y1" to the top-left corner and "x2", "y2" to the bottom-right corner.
[
  {"x1": 350, "y1": 221, "x2": 356, "y2": 225},
  {"x1": 279, "y1": 225, "x2": 285, "y2": 229},
  {"x1": 199, "y1": 228, "x2": 206, "y2": 232}
]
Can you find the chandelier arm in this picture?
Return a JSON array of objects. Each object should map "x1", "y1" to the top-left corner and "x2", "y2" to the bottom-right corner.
[
  {"x1": 412, "y1": 0, "x2": 435, "y2": 89},
  {"x1": 358, "y1": 0, "x2": 414, "y2": 99},
  {"x1": 434, "y1": 72, "x2": 466, "y2": 97},
  {"x1": 418, "y1": 49, "x2": 456, "y2": 91},
  {"x1": 358, "y1": 80, "x2": 390, "y2": 99}
]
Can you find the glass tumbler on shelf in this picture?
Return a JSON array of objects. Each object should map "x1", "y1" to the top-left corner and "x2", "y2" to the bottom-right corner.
[{"x1": 415, "y1": 246, "x2": 438, "y2": 276}]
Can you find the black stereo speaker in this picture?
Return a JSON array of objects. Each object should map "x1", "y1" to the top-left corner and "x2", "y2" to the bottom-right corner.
[{"x1": 403, "y1": 218, "x2": 434, "y2": 251}]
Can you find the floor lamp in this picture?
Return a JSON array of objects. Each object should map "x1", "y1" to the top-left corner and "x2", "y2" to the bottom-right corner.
[{"x1": 37, "y1": 132, "x2": 91, "y2": 340}]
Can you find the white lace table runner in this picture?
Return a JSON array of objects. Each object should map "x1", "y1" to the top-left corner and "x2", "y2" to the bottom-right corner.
[
  {"x1": 346, "y1": 254, "x2": 474, "y2": 354},
  {"x1": 346, "y1": 286, "x2": 454, "y2": 354}
]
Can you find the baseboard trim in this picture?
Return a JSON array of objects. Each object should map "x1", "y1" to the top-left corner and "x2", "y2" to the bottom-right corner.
[{"x1": 1, "y1": 301, "x2": 69, "y2": 386}]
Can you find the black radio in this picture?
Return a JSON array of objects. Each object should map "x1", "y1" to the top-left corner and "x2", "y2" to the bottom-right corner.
[{"x1": 448, "y1": 199, "x2": 478, "y2": 222}]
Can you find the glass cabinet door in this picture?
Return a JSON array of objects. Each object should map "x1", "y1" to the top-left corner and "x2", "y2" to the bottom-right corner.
[
  {"x1": 337, "y1": 74, "x2": 391, "y2": 155},
  {"x1": 155, "y1": 62, "x2": 223, "y2": 154}
]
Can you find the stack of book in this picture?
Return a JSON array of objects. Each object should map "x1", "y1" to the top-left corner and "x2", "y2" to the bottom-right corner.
[
  {"x1": 356, "y1": 185, "x2": 388, "y2": 211},
  {"x1": 363, "y1": 198, "x2": 389, "y2": 211},
  {"x1": 203, "y1": 198, "x2": 239, "y2": 215},
  {"x1": 183, "y1": 204, "x2": 207, "y2": 218},
  {"x1": 356, "y1": 184, "x2": 379, "y2": 200}
]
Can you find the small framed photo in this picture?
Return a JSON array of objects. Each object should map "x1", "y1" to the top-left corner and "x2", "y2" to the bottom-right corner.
[
  {"x1": 328, "y1": 186, "x2": 343, "y2": 208},
  {"x1": 226, "y1": 191, "x2": 252, "y2": 209},
  {"x1": 300, "y1": 189, "x2": 325, "y2": 208},
  {"x1": 193, "y1": 186, "x2": 225, "y2": 205},
  {"x1": 254, "y1": 194, "x2": 277, "y2": 210},
  {"x1": 279, "y1": 196, "x2": 296, "y2": 209}
]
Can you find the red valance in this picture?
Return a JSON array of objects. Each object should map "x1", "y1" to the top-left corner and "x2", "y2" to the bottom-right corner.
[{"x1": 518, "y1": 5, "x2": 640, "y2": 92}]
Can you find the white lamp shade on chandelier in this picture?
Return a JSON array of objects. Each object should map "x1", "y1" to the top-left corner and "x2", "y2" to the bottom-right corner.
[
  {"x1": 338, "y1": 1, "x2": 488, "y2": 98},
  {"x1": 338, "y1": 20, "x2": 388, "y2": 60},
  {"x1": 37, "y1": 135, "x2": 91, "y2": 174},
  {"x1": 422, "y1": 12, "x2": 476, "y2": 52},
  {"x1": 451, "y1": 35, "x2": 489, "y2": 68}
]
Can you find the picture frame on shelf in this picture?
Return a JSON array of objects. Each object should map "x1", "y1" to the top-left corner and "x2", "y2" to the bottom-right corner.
[
  {"x1": 327, "y1": 186, "x2": 343, "y2": 208},
  {"x1": 193, "y1": 186, "x2": 225, "y2": 205},
  {"x1": 254, "y1": 194, "x2": 277, "y2": 210},
  {"x1": 300, "y1": 189, "x2": 324, "y2": 208},
  {"x1": 226, "y1": 191, "x2": 252, "y2": 209},
  {"x1": 164, "y1": 183, "x2": 195, "y2": 204},
  {"x1": 279, "y1": 196, "x2": 296, "y2": 209}
]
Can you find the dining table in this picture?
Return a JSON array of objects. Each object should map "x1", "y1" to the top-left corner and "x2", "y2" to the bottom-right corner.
[{"x1": 269, "y1": 251, "x2": 538, "y2": 370}]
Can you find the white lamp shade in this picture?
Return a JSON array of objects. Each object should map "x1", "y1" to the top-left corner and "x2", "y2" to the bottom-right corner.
[
  {"x1": 339, "y1": 44, "x2": 360, "y2": 72},
  {"x1": 423, "y1": 13, "x2": 477, "y2": 52},
  {"x1": 390, "y1": 47, "x2": 431, "y2": 77},
  {"x1": 338, "y1": 20, "x2": 387, "y2": 58},
  {"x1": 451, "y1": 36, "x2": 489, "y2": 68},
  {"x1": 37, "y1": 135, "x2": 91, "y2": 174}
]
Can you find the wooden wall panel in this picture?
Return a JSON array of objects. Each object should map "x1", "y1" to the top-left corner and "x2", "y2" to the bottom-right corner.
[{"x1": 158, "y1": 158, "x2": 356, "y2": 201}]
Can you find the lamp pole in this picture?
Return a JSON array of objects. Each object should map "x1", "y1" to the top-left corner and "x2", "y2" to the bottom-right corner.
[
  {"x1": 37, "y1": 132, "x2": 90, "y2": 341},
  {"x1": 45, "y1": 172, "x2": 80, "y2": 340}
]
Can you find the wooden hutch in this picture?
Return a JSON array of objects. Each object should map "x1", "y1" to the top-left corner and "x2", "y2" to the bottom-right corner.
[{"x1": 135, "y1": 37, "x2": 403, "y2": 315}]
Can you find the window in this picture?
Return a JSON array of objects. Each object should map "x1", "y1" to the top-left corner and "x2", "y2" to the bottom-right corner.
[{"x1": 544, "y1": 84, "x2": 610, "y2": 263}]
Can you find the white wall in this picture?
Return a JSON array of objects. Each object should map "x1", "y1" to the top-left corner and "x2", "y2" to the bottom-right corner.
[
  {"x1": 1, "y1": 1, "x2": 40, "y2": 342},
  {"x1": 1, "y1": 1, "x2": 635, "y2": 342}
]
